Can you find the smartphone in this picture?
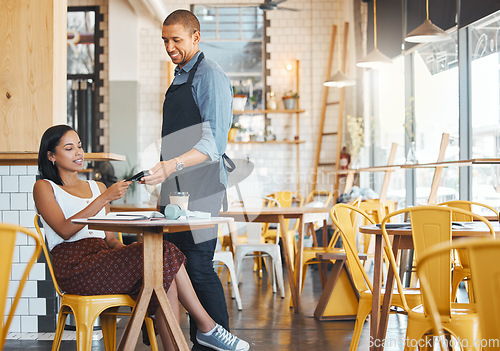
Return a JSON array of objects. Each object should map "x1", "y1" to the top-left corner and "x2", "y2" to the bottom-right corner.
[{"x1": 125, "y1": 170, "x2": 150, "y2": 182}]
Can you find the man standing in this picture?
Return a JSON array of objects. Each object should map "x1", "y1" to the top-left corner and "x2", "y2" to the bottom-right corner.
[{"x1": 144, "y1": 9, "x2": 240, "y2": 351}]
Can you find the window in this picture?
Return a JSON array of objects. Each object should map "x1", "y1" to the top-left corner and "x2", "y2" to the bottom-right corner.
[
  {"x1": 67, "y1": 6, "x2": 103, "y2": 153},
  {"x1": 412, "y1": 33, "x2": 460, "y2": 203},
  {"x1": 469, "y1": 10, "x2": 500, "y2": 211},
  {"x1": 192, "y1": 5, "x2": 264, "y2": 109},
  {"x1": 372, "y1": 56, "x2": 407, "y2": 206}
]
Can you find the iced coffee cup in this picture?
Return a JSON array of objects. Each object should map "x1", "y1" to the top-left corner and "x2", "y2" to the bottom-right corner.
[{"x1": 169, "y1": 192, "x2": 189, "y2": 211}]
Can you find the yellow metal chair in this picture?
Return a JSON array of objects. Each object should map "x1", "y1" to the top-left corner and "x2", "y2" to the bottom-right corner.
[
  {"x1": 263, "y1": 191, "x2": 305, "y2": 260},
  {"x1": 332, "y1": 204, "x2": 421, "y2": 351},
  {"x1": 416, "y1": 237, "x2": 500, "y2": 351},
  {"x1": 358, "y1": 199, "x2": 393, "y2": 267},
  {"x1": 381, "y1": 206, "x2": 495, "y2": 351},
  {"x1": 34, "y1": 215, "x2": 158, "y2": 351},
  {"x1": 297, "y1": 196, "x2": 361, "y2": 291},
  {"x1": 438, "y1": 200, "x2": 499, "y2": 301},
  {"x1": 0, "y1": 223, "x2": 42, "y2": 350}
]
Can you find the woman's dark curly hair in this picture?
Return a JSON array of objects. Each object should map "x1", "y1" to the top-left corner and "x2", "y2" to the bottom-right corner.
[{"x1": 38, "y1": 125, "x2": 75, "y2": 185}]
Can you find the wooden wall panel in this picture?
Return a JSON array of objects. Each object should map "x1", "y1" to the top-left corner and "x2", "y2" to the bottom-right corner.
[{"x1": 0, "y1": 0, "x2": 67, "y2": 152}]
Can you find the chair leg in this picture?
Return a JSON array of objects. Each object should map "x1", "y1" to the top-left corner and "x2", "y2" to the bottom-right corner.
[
  {"x1": 349, "y1": 296, "x2": 372, "y2": 351},
  {"x1": 52, "y1": 308, "x2": 70, "y2": 351},
  {"x1": 75, "y1": 317, "x2": 94, "y2": 351},
  {"x1": 264, "y1": 256, "x2": 276, "y2": 293},
  {"x1": 145, "y1": 316, "x2": 159, "y2": 351},
  {"x1": 225, "y1": 259, "x2": 243, "y2": 310},
  {"x1": 273, "y1": 253, "x2": 286, "y2": 299},
  {"x1": 403, "y1": 320, "x2": 429, "y2": 351},
  {"x1": 100, "y1": 311, "x2": 118, "y2": 351}
]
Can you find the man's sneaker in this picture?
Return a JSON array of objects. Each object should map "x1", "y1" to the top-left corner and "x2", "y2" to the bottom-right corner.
[{"x1": 196, "y1": 324, "x2": 250, "y2": 351}]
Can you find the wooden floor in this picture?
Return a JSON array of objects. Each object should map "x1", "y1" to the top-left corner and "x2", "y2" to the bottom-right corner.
[{"x1": 4, "y1": 261, "x2": 409, "y2": 351}]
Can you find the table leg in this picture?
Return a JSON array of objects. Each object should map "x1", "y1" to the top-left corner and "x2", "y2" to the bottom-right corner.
[
  {"x1": 377, "y1": 236, "x2": 402, "y2": 347},
  {"x1": 279, "y1": 215, "x2": 300, "y2": 312},
  {"x1": 370, "y1": 235, "x2": 383, "y2": 351},
  {"x1": 295, "y1": 217, "x2": 305, "y2": 302},
  {"x1": 117, "y1": 231, "x2": 189, "y2": 351}
]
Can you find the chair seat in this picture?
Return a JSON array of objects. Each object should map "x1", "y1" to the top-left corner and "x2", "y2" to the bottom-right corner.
[
  {"x1": 410, "y1": 303, "x2": 477, "y2": 317},
  {"x1": 359, "y1": 287, "x2": 421, "y2": 310}
]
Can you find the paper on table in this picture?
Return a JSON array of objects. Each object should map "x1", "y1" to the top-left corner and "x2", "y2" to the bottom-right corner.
[{"x1": 88, "y1": 211, "x2": 165, "y2": 221}]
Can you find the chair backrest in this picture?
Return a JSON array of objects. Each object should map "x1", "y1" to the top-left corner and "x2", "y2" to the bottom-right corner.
[
  {"x1": 34, "y1": 215, "x2": 64, "y2": 297},
  {"x1": 381, "y1": 206, "x2": 495, "y2": 318},
  {"x1": 0, "y1": 223, "x2": 42, "y2": 348},
  {"x1": 267, "y1": 191, "x2": 304, "y2": 231},
  {"x1": 327, "y1": 197, "x2": 362, "y2": 249},
  {"x1": 417, "y1": 237, "x2": 500, "y2": 346},
  {"x1": 438, "y1": 200, "x2": 499, "y2": 221},
  {"x1": 305, "y1": 190, "x2": 333, "y2": 208},
  {"x1": 359, "y1": 199, "x2": 388, "y2": 223},
  {"x1": 330, "y1": 204, "x2": 376, "y2": 294},
  {"x1": 267, "y1": 191, "x2": 304, "y2": 208},
  {"x1": 260, "y1": 196, "x2": 281, "y2": 244}
]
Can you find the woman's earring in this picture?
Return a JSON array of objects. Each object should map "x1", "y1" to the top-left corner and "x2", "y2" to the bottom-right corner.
[{"x1": 52, "y1": 160, "x2": 55, "y2": 166}]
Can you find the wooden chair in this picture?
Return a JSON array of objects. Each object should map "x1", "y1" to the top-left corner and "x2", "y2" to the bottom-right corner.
[
  {"x1": 438, "y1": 200, "x2": 499, "y2": 301},
  {"x1": 331, "y1": 204, "x2": 421, "y2": 351},
  {"x1": 34, "y1": 215, "x2": 158, "y2": 351},
  {"x1": 381, "y1": 206, "x2": 495, "y2": 350},
  {"x1": 416, "y1": 237, "x2": 500, "y2": 351},
  {"x1": 0, "y1": 223, "x2": 42, "y2": 350}
]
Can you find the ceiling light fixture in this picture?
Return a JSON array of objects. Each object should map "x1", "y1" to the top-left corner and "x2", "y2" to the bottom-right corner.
[
  {"x1": 405, "y1": 0, "x2": 450, "y2": 43},
  {"x1": 356, "y1": 0, "x2": 392, "y2": 69},
  {"x1": 324, "y1": 0, "x2": 355, "y2": 87}
]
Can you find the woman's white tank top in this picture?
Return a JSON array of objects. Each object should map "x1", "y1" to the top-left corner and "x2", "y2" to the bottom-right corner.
[{"x1": 37, "y1": 179, "x2": 106, "y2": 251}]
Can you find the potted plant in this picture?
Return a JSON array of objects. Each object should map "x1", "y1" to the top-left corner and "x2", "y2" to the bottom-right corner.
[
  {"x1": 233, "y1": 88, "x2": 247, "y2": 111},
  {"x1": 228, "y1": 122, "x2": 243, "y2": 141},
  {"x1": 282, "y1": 91, "x2": 299, "y2": 110}
]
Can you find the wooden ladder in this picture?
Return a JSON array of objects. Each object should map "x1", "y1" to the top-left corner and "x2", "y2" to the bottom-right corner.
[{"x1": 311, "y1": 22, "x2": 350, "y2": 197}]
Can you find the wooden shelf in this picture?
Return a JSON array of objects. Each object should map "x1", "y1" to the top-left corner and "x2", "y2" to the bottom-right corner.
[
  {"x1": 233, "y1": 109, "x2": 305, "y2": 115},
  {"x1": 228, "y1": 140, "x2": 305, "y2": 145},
  {"x1": 0, "y1": 152, "x2": 126, "y2": 165}
]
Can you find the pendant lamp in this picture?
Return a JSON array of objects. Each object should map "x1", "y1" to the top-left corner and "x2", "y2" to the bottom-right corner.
[
  {"x1": 356, "y1": 0, "x2": 392, "y2": 69},
  {"x1": 324, "y1": 70, "x2": 355, "y2": 87},
  {"x1": 405, "y1": 0, "x2": 450, "y2": 43},
  {"x1": 324, "y1": 0, "x2": 355, "y2": 87}
]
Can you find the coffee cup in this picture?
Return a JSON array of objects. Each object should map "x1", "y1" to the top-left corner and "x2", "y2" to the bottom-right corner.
[{"x1": 169, "y1": 192, "x2": 189, "y2": 211}]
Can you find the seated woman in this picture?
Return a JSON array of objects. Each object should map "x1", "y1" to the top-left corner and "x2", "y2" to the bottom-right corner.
[{"x1": 33, "y1": 125, "x2": 249, "y2": 351}]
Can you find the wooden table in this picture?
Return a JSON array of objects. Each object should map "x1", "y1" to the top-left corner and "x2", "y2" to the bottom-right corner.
[
  {"x1": 220, "y1": 206, "x2": 329, "y2": 313},
  {"x1": 72, "y1": 217, "x2": 234, "y2": 351},
  {"x1": 359, "y1": 221, "x2": 500, "y2": 351}
]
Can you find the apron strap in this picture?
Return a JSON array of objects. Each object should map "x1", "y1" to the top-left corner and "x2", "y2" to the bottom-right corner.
[
  {"x1": 187, "y1": 52, "x2": 205, "y2": 83},
  {"x1": 222, "y1": 153, "x2": 236, "y2": 173}
]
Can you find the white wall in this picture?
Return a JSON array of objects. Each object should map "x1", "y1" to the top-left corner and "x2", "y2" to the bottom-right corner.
[{"x1": 109, "y1": 0, "x2": 139, "y2": 81}]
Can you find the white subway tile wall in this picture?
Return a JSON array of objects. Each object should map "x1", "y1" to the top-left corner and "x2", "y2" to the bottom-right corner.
[{"x1": 1, "y1": 166, "x2": 43, "y2": 333}]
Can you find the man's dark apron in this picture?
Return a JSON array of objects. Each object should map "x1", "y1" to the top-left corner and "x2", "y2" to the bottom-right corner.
[{"x1": 160, "y1": 53, "x2": 223, "y2": 248}]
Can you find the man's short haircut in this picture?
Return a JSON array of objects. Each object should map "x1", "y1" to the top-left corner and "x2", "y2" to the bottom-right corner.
[{"x1": 163, "y1": 9, "x2": 200, "y2": 34}]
